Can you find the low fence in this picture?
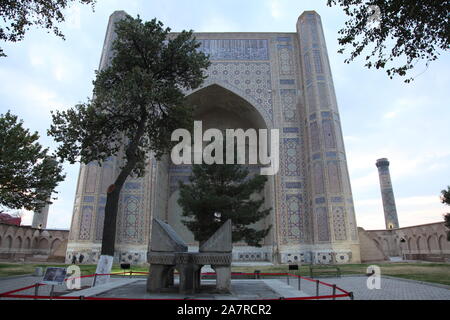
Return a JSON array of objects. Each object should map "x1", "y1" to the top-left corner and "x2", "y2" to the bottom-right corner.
[{"x1": 0, "y1": 271, "x2": 353, "y2": 300}]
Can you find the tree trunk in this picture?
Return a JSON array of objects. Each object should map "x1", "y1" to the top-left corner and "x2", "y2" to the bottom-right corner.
[
  {"x1": 94, "y1": 167, "x2": 133, "y2": 285},
  {"x1": 100, "y1": 183, "x2": 123, "y2": 256},
  {"x1": 94, "y1": 111, "x2": 147, "y2": 285}
]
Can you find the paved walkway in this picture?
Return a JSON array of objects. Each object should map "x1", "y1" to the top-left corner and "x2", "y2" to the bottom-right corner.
[
  {"x1": 92, "y1": 279, "x2": 292, "y2": 300},
  {"x1": 0, "y1": 274, "x2": 124, "y2": 300},
  {"x1": 288, "y1": 275, "x2": 450, "y2": 300},
  {"x1": 1, "y1": 274, "x2": 449, "y2": 300}
]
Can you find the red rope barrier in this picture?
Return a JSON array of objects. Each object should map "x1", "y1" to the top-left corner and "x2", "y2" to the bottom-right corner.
[
  {"x1": 0, "y1": 283, "x2": 44, "y2": 297},
  {"x1": 283, "y1": 294, "x2": 350, "y2": 300}
]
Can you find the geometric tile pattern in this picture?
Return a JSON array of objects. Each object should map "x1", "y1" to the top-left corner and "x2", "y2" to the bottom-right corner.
[
  {"x1": 121, "y1": 195, "x2": 142, "y2": 243},
  {"x1": 282, "y1": 138, "x2": 301, "y2": 176},
  {"x1": 202, "y1": 62, "x2": 273, "y2": 123},
  {"x1": 332, "y1": 206, "x2": 347, "y2": 241},
  {"x1": 277, "y1": 41, "x2": 295, "y2": 76},
  {"x1": 95, "y1": 206, "x2": 105, "y2": 241},
  {"x1": 285, "y1": 194, "x2": 304, "y2": 241},
  {"x1": 280, "y1": 89, "x2": 298, "y2": 122},
  {"x1": 316, "y1": 206, "x2": 330, "y2": 242},
  {"x1": 197, "y1": 39, "x2": 269, "y2": 61},
  {"x1": 79, "y1": 206, "x2": 93, "y2": 240}
]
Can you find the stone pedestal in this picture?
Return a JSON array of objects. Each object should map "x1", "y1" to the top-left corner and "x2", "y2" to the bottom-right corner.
[
  {"x1": 146, "y1": 219, "x2": 233, "y2": 293},
  {"x1": 147, "y1": 264, "x2": 174, "y2": 292},
  {"x1": 214, "y1": 265, "x2": 231, "y2": 292},
  {"x1": 177, "y1": 262, "x2": 196, "y2": 294}
]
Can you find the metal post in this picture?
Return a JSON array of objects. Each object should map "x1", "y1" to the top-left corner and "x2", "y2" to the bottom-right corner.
[
  {"x1": 50, "y1": 285, "x2": 55, "y2": 300},
  {"x1": 316, "y1": 280, "x2": 319, "y2": 297},
  {"x1": 34, "y1": 283, "x2": 39, "y2": 300},
  {"x1": 298, "y1": 275, "x2": 301, "y2": 291},
  {"x1": 287, "y1": 273, "x2": 290, "y2": 285},
  {"x1": 92, "y1": 274, "x2": 97, "y2": 287},
  {"x1": 332, "y1": 284, "x2": 336, "y2": 300}
]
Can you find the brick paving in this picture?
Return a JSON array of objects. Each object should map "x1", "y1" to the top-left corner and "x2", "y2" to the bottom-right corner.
[
  {"x1": 0, "y1": 274, "x2": 127, "y2": 300},
  {"x1": 286, "y1": 275, "x2": 450, "y2": 300},
  {"x1": 1, "y1": 274, "x2": 449, "y2": 300}
]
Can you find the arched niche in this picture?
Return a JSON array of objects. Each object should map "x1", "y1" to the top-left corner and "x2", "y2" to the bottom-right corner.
[
  {"x1": 38, "y1": 238, "x2": 49, "y2": 250},
  {"x1": 51, "y1": 239, "x2": 62, "y2": 255},
  {"x1": 5, "y1": 235, "x2": 13, "y2": 251},
  {"x1": 167, "y1": 84, "x2": 274, "y2": 247}
]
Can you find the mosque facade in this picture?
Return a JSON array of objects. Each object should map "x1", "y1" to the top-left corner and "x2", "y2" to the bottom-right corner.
[{"x1": 66, "y1": 10, "x2": 361, "y2": 265}]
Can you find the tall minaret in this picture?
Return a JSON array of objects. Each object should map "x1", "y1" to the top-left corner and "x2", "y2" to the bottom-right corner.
[
  {"x1": 297, "y1": 11, "x2": 360, "y2": 264},
  {"x1": 66, "y1": 10, "x2": 155, "y2": 267},
  {"x1": 376, "y1": 158, "x2": 399, "y2": 229},
  {"x1": 32, "y1": 202, "x2": 49, "y2": 229}
]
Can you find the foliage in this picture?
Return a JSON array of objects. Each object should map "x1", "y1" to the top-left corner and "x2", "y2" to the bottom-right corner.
[
  {"x1": 48, "y1": 15, "x2": 210, "y2": 256},
  {"x1": 441, "y1": 186, "x2": 450, "y2": 240},
  {"x1": 0, "y1": 111, "x2": 65, "y2": 212},
  {"x1": 441, "y1": 186, "x2": 450, "y2": 206},
  {"x1": 327, "y1": 0, "x2": 450, "y2": 82},
  {"x1": 49, "y1": 16, "x2": 209, "y2": 170},
  {"x1": 178, "y1": 162, "x2": 271, "y2": 247},
  {"x1": 0, "y1": 0, "x2": 96, "y2": 57}
]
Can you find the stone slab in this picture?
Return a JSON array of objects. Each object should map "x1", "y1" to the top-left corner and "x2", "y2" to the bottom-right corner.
[
  {"x1": 200, "y1": 219, "x2": 232, "y2": 253},
  {"x1": 262, "y1": 279, "x2": 310, "y2": 298},
  {"x1": 63, "y1": 278, "x2": 140, "y2": 297},
  {"x1": 150, "y1": 219, "x2": 188, "y2": 253}
]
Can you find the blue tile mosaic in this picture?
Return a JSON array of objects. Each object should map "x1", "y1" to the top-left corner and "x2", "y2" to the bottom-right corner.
[
  {"x1": 280, "y1": 79, "x2": 295, "y2": 85},
  {"x1": 198, "y1": 39, "x2": 269, "y2": 60},
  {"x1": 286, "y1": 182, "x2": 302, "y2": 189},
  {"x1": 283, "y1": 127, "x2": 299, "y2": 133}
]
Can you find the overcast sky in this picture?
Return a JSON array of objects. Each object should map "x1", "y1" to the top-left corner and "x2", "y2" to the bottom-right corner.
[{"x1": 1, "y1": 0, "x2": 448, "y2": 231}]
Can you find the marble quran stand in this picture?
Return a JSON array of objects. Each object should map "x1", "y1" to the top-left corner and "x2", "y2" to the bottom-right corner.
[{"x1": 146, "y1": 219, "x2": 232, "y2": 294}]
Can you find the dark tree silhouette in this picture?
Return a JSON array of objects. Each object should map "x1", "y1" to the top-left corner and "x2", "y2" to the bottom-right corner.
[
  {"x1": 0, "y1": 0, "x2": 96, "y2": 57},
  {"x1": 328, "y1": 0, "x2": 450, "y2": 82}
]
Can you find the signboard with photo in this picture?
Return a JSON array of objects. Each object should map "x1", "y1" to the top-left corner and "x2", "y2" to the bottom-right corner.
[{"x1": 42, "y1": 267, "x2": 67, "y2": 285}]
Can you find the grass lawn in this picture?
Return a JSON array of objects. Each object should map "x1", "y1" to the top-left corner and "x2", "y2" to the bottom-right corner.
[
  {"x1": 232, "y1": 263, "x2": 450, "y2": 286},
  {"x1": 0, "y1": 262, "x2": 449, "y2": 286},
  {"x1": 0, "y1": 263, "x2": 146, "y2": 278}
]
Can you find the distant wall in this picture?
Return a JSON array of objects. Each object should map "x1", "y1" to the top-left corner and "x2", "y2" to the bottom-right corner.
[
  {"x1": 359, "y1": 222, "x2": 450, "y2": 263},
  {"x1": 357, "y1": 227, "x2": 387, "y2": 262},
  {"x1": 2, "y1": 221, "x2": 447, "y2": 264},
  {"x1": 0, "y1": 223, "x2": 69, "y2": 262}
]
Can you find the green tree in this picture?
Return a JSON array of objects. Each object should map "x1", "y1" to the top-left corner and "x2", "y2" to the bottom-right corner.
[
  {"x1": 327, "y1": 0, "x2": 450, "y2": 82},
  {"x1": 178, "y1": 162, "x2": 271, "y2": 247},
  {"x1": 441, "y1": 186, "x2": 450, "y2": 241},
  {"x1": 48, "y1": 15, "x2": 210, "y2": 273},
  {"x1": 0, "y1": 111, "x2": 65, "y2": 212},
  {"x1": 0, "y1": 0, "x2": 96, "y2": 57}
]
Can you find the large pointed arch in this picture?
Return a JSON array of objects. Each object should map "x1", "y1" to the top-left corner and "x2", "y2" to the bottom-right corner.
[
  {"x1": 187, "y1": 82, "x2": 273, "y2": 130},
  {"x1": 166, "y1": 83, "x2": 276, "y2": 251}
]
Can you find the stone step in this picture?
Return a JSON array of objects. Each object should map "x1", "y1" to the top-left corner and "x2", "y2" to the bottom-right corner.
[{"x1": 388, "y1": 256, "x2": 403, "y2": 262}]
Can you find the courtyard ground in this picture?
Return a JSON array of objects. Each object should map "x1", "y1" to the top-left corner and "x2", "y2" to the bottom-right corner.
[
  {"x1": 1, "y1": 274, "x2": 449, "y2": 300},
  {"x1": 1, "y1": 261, "x2": 448, "y2": 286}
]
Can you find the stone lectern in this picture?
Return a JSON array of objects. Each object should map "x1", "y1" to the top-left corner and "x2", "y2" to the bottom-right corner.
[{"x1": 147, "y1": 219, "x2": 232, "y2": 294}]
